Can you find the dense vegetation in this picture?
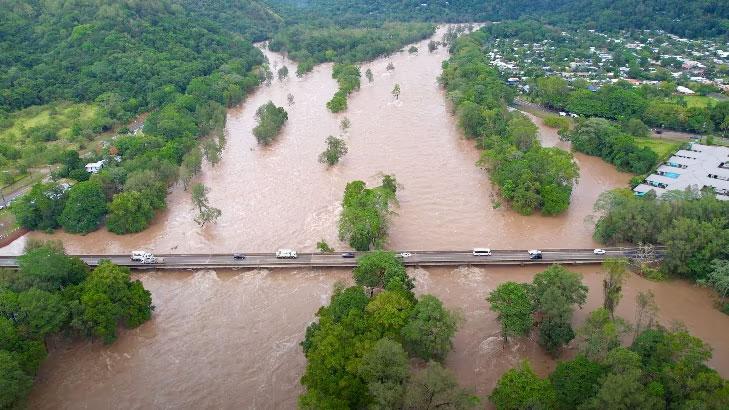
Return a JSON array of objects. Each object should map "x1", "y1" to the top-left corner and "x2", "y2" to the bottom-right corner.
[
  {"x1": 561, "y1": 118, "x2": 659, "y2": 174},
  {"x1": 0, "y1": 240, "x2": 153, "y2": 408},
  {"x1": 488, "y1": 265, "x2": 588, "y2": 356},
  {"x1": 338, "y1": 176, "x2": 398, "y2": 251},
  {"x1": 441, "y1": 30, "x2": 579, "y2": 215},
  {"x1": 532, "y1": 76, "x2": 729, "y2": 135},
  {"x1": 269, "y1": 23, "x2": 435, "y2": 75},
  {"x1": 326, "y1": 64, "x2": 361, "y2": 113},
  {"x1": 271, "y1": 0, "x2": 729, "y2": 40},
  {"x1": 252, "y1": 101, "x2": 288, "y2": 144},
  {"x1": 300, "y1": 251, "x2": 477, "y2": 408},
  {"x1": 594, "y1": 189, "x2": 729, "y2": 282},
  {"x1": 488, "y1": 259, "x2": 729, "y2": 409}
]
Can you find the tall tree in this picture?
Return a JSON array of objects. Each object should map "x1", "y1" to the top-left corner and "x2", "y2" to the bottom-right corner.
[
  {"x1": 190, "y1": 183, "x2": 221, "y2": 227},
  {"x1": 357, "y1": 338, "x2": 409, "y2": 409},
  {"x1": 486, "y1": 282, "x2": 533, "y2": 342},
  {"x1": 490, "y1": 361, "x2": 557, "y2": 410},
  {"x1": 401, "y1": 295, "x2": 460, "y2": 362},
  {"x1": 578, "y1": 308, "x2": 631, "y2": 363},
  {"x1": 318, "y1": 136, "x2": 348, "y2": 166},
  {"x1": 59, "y1": 180, "x2": 107, "y2": 234},
  {"x1": 404, "y1": 361, "x2": 479, "y2": 410},
  {"x1": 602, "y1": 257, "x2": 629, "y2": 319}
]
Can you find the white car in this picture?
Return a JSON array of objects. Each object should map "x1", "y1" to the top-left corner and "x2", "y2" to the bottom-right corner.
[
  {"x1": 528, "y1": 250, "x2": 542, "y2": 255},
  {"x1": 398, "y1": 252, "x2": 413, "y2": 258},
  {"x1": 593, "y1": 249, "x2": 607, "y2": 255}
]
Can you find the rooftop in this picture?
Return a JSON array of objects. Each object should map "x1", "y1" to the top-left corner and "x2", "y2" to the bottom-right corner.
[{"x1": 634, "y1": 143, "x2": 729, "y2": 200}]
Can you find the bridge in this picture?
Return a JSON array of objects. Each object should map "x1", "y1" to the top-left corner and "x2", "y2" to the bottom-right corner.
[{"x1": 0, "y1": 248, "x2": 660, "y2": 270}]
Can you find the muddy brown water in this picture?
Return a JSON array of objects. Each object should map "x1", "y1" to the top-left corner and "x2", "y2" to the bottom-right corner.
[
  {"x1": 2, "y1": 26, "x2": 630, "y2": 256},
  {"x1": 27, "y1": 266, "x2": 729, "y2": 409},
  {"x1": 16, "y1": 27, "x2": 727, "y2": 409}
]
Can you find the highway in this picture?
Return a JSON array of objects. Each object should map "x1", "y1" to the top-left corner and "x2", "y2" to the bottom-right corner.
[{"x1": 0, "y1": 248, "x2": 658, "y2": 270}]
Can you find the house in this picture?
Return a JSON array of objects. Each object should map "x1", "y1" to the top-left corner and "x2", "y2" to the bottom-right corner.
[
  {"x1": 85, "y1": 160, "x2": 106, "y2": 174},
  {"x1": 676, "y1": 85, "x2": 695, "y2": 95}
]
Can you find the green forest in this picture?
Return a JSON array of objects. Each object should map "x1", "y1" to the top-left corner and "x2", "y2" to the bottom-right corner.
[
  {"x1": 441, "y1": 30, "x2": 579, "y2": 215},
  {"x1": 0, "y1": 240, "x2": 154, "y2": 408}
]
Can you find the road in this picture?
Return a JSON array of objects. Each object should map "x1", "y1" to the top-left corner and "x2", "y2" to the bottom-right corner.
[{"x1": 0, "y1": 248, "x2": 659, "y2": 270}]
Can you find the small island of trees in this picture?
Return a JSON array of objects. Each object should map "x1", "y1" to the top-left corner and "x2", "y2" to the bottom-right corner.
[{"x1": 252, "y1": 101, "x2": 288, "y2": 145}]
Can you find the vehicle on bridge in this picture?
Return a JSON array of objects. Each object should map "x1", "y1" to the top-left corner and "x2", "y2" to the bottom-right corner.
[
  {"x1": 398, "y1": 252, "x2": 413, "y2": 258},
  {"x1": 131, "y1": 250, "x2": 153, "y2": 261},
  {"x1": 141, "y1": 256, "x2": 165, "y2": 264},
  {"x1": 233, "y1": 253, "x2": 246, "y2": 260},
  {"x1": 276, "y1": 249, "x2": 298, "y2": 259},
  {"x1": 593, "y1": 248, "x2": 607, "y2": 255},
  {"x1": 528, "y1": 250, "x2": 543, "y2": 260},
  {"x1": 473, "y1": 248, "x2": 492, "y2": 256},
  {"x1": 341, "y1": 252, "x2": 355, "y2": 258}
]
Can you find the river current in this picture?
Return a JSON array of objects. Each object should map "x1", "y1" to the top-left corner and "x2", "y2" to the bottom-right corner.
[{"x1": 17, "y1": 27, "x2": 729, "y2": 409}]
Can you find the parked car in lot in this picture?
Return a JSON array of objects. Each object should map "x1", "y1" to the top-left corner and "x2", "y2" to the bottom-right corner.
[
  {"x1": 276, "y1": 249, "x2": 298, "y2": 259},
  {"x1": 341, "y1": 252, "x2": 355, "y2": 258},
  {"x1": 528, "y1": 250, "x2": 543, "y2": 259},
  {"x1": 593, "y1": 249, "x2": 607, "y2": 255},
  {"x1": 398, "y1": 252, "x2": 413, "y2": 258},
  {"x1": 472, "y1": 248, "x2": 492, "y2": 256},
  {"x1": 233, "y1": 253, "x2": 246, "y2": 260}
]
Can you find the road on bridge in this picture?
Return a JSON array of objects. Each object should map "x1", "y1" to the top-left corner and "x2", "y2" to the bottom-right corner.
[{"x1": 0, "y1": 248, "x2": 658, "y2": 270}]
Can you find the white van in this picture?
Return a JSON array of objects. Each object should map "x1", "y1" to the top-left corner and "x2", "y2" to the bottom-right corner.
[
  {"x1": 473, "y1": 248, "x2": 492, "y2": 256},
  {"x1": 276, "y1": 249, "x2": 298, "y2": 259},
  {"x1": 131, "y1": 251, "x2": 153, "y2": 261}
]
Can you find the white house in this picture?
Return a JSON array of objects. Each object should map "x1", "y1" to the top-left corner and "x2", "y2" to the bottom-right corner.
[
  {"x1": 676, "y1": 86, "x2": 695, "y2": 95},
  {"x1": 84, "y1": 160, "x2": 106, "y2": 174}
]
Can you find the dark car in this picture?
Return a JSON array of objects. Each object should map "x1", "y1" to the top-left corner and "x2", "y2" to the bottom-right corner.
[
  {"x1": 341, "y1": 252, "x2": 355, "y2": 258},
  {"x1": 233, "y1": 253, "x2": 246, "y2": 260},
  {"x1": 530, "y1": 253, "x2": 543, "y2": 260}
]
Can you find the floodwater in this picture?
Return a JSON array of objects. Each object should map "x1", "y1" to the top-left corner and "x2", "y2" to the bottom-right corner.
[
  {"x1": 2, "y1": 26, "x2": 630, "y2": 256},
  {"x1": 28, "y1": 266, "x2": 729, "y2": 409},
  {"x1": 19, "y1": 26, "x2": 717, "y2": 409}
]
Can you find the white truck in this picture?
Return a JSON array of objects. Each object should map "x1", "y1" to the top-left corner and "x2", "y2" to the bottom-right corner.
[
  {"x1": 131, "y1": 250, "x2": 153, "y2": 261},
  {"x1": 275, "y1": 249, "x2": 298, "y2": 259}
]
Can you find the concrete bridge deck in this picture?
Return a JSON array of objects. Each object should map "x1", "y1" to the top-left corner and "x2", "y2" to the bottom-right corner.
[{"x1": 0, "y1": 248, "x2": 661, "y2": 270}]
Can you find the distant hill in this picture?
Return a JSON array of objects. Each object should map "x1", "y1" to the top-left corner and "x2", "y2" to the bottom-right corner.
[{"x1": 269, "y1": 0, "x2": 729, "y2": 39}]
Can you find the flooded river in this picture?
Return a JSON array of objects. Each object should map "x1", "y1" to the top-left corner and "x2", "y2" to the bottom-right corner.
[
  {"x1": 3, "y1": 26, "x2": 629, "y2": 256},
  {"x1": 28, "y1": 266, "x2": 729, "y2": 409},
  {"x1": 16, "y1": 26, "x2": 725, "y2": 409}
]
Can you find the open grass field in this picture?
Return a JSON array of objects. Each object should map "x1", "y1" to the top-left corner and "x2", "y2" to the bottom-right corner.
[
  {"x1": 634, "y1": 137, "x2": 684, "y2": 159},
  {"x1": 681, "y1": 95, "x2": 718, "y2": 108}
]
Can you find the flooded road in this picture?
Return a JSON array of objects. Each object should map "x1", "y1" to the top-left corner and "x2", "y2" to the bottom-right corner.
[
  {"x1": 28, "y1": 265, "x2": 729, "y2": 409},
  {"x1": 3, "y1": 26, "x2": 630, "y2": 255}
]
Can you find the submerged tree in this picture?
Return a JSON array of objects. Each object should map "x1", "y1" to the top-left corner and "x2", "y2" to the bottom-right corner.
[
  {"x1": 487, "y1": 282, "x2": 533, "y2": 342},
  {"x1": 318, "y1": 136, "x2": 348, "y2": 166},
  {"x1": 633, "y1": 291, "x2": 659, "y2": 342},
  {"x1": 602, "y1": 257, "x2": 629, "y2": 319},
  {"x1": 392, "y1": 83, "x2": 401, "y2": 100},
  {"x1": 277, "y1": 65, "x2": 289, "y2": 81},
  {"x1": 403, "y1": 361, "x2": 479, "y2": 409},
  {"x1": 340, "y1": 117, "x2": 351, "y2": 131},
  {"x1": 386, "y1": 62, "x2": 395, "y2": 71},
  {"x1": 365, "y1": 68, "x2": 374, "y2": 82},
  {"x1": 191, "y1": 183, "x2": 221, "y2": 227}
]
